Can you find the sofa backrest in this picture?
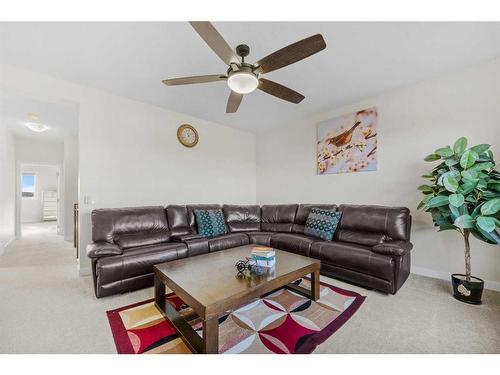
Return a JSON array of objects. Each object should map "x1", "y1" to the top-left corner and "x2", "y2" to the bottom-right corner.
[
  {"x1": 292, "y1": 204, "x2": 338, "y2": 234},
  {"x1": 336, "y1": 204, "x2": 411, "y2": 246},
  {"x1": 165, "y1": 205, "x2": 191, "y2": 236},
  {"x1": 222, "y1": 205, "x2": 261, "y2": 232},
  {"x1": 261, "y1": 204, "x2": 298, "y2": 232},
  {"x1": 91, "y1": 206, "x2": 170, "y2": 245},
  {"x1": 186, "y1": 204, "x2": 222, "y2": 234}
]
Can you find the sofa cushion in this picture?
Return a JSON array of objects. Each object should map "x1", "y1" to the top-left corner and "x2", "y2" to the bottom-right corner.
[
  {"x1": 247, "y1": 232, "x2": 274, "y2": 246},
  {"x1": 96, "y1": 242, "x2": 188, "y2": 284},
  {"x1": 184, "y1": 238, "x2": 210, "y2": 257},
  {"x1": 91, "y1": 206, "x2": 169, "y2": 243},
  {"x1": 115, "y1": 231, "x2": 171, "y2": 249},
  {"x1": 336, "y1": 229, "x2": 386, "y2": 247},
  {"x1": 293, "y1": 204, "x2": 337, "y2": 234},
  {"x1": 194, "y1": 209, "x2": 227, "y2": 238},
  {"x1": 271, "y1": 233, "x2": 320, "y2": 257},
  {"x1": 208, "y1": 233, "x2": 250, "y2": 252},
  {"x1": 338, "y1": 204, "x2": 411, "y2": 241},
  {"x1": 222, "y1": 205, "x2": 261, "y2": 232},
  {"x1": 261, "y1": 204, "x2": 298, "y2": 232},
  {"x1": 310, "y1": 241, "x2": 395, "y2": 281},
  {"x1": 304, "y1": 208, "x2": 342, "y2": 241},
  {"x1": 166, "y1": 205, "x2": 191, "y2": 236}
]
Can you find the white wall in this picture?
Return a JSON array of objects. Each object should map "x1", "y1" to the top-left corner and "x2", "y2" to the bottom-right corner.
[
  {"x1": 14, "y1": 136, "x2": 64, "y2": 164},
  {"x1": 20, "y1": 164, "x2": 58, "y2": 223},
  {"x1": 257, "y1": 58, "x2": 500, "y2": 290},
  {"x1": 0, "y1": 64, "x2": 257, "y2": 276},
  {"x1": 0, "y1": 117, "x2": 15, "y2": 254},
  {"x1": 63, "y1": 136, "x2": 78, "y2": 242}
]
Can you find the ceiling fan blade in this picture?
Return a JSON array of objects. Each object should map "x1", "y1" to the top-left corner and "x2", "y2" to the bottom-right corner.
[
  {"x1": 255, "y1": 34, "x2": 326, "y2": 74},
  {"x1": 226, "y1": 91, "x2": 243, "y2": 113},
  {"x1": 258, "y1": 78, "x2": 305, "y2": 104},
  {"x1": 189, "y1": 21, "x2": 239, "y2": 65},
  {"x1": 162, "y1": 74, "x2": 225, "y2": 86}
]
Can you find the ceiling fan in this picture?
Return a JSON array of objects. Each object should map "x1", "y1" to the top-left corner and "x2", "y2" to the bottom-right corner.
[{"x1": 162, "y1": 22, "x2": 327, "y2": 113}]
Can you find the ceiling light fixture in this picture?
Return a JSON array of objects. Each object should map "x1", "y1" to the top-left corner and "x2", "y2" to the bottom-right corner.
[
  {"x1": 227, "y1": 71, "x2": 259, "y2": 94},
  {"x1": 24, "y1": 122, "x2": 49, "y2": 132}
]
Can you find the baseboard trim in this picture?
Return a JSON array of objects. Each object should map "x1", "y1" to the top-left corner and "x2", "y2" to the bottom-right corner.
[{"x1": 412, "y1": 266, "x2": 500, "y2": 292}]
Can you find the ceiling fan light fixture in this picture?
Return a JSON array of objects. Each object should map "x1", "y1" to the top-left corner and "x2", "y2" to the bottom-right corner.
[
  {"x1": 227, "y1": 71, "x2": 259, "y2": 94},
  {"x1": 24, "y1": 122, "x2": 49, "y2": 133}
]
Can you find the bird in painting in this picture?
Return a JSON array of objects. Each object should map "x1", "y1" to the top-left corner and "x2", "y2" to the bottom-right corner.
[{"x1": 325, "y1": 121, "x2": 361, "y2": 148}]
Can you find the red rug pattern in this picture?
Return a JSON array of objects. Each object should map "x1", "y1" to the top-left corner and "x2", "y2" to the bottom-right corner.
[{"x1": 106, "y1": 278, "x2": 365, "y2": 354}]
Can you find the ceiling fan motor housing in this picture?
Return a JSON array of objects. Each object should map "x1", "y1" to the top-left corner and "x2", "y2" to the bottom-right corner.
[{"x1": 236, "y1": 44, "x2": 250, "y2": 59}]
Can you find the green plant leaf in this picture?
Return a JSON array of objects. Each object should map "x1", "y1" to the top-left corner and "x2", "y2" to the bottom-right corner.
[
  {"x1": 470, "y1": 144, "x2": 490, "y2": 155},
  {"x1": 460, "y1": 150, "x2": 479, "y2": 169},
  {"x1": 421, "y1": 173, "x2": 435, "y2": 179},
  {"x1": 470, "y1": 203, "x2": 485, "y2": 219},
  {"x1": 424, "y1": 153, "x2": 441, "y2": 162},
  {"x1": 417, "y1": 185, "x2": 434, "y2": 193},
  {"x1": 470, "y1": 162, "x2": 494, "y2": 171},
  {"x1": 417, "y1": 195, "x2": 433, "y2": 210},
  {"x1": 435, "y1": 146, "x2": 454, "y2": 158},
  {"x1": 453, "y1": 137, "x2": 467, "y2": 154},
  {"x1": 475, "y1": 227, "x2": 500, "y2": 244},
  {"x1": 448, "y1": 194, "x2": 464, "y2": 207},
  {"x1": 461, "y1": 169, "x2": 478, "y2": 180},
  {"x1": 458, "y1": 179, "x2": 478, "y2": 195},
  {"x1": 449, "y1": 204, "x2": 460, "y2": 220},
  {"x1": 444, "y1": 158, "x2": 459, "y2": 167},
  {"x1": 443, "y1": 175, "x2": 459, "y2": 193},
  {"x1": 481, "y1": 198, "x2": 500, "y2": 215},
  {"x1": 427, "y1": 196, "x2": 449, "y2": 208},
  {"x1": 476, "y1": 216, "x2": 496, "y2": 232},
  {"x1": 454, "y1": 214, "x2": 474, "y2": 229}
]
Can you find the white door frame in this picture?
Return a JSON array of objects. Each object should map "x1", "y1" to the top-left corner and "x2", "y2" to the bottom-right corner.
[{"x1": 15, "y1": 161, "x2": 64, "y2": 238}]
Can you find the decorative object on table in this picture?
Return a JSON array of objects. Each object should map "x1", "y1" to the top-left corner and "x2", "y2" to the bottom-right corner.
[
  {"x1": 235, "y1": 257, "x2": 265, "y2": 276},
  {"x1": 106, "y1": 278, "x2": 366, "y2": 354},
  {"x1": 193, "y1": 209, "x2": 227, "y2": 238},
  {"x1": 304, "y1": 208, "x2": 342, "y2": 241},
  {"x1": 251, "y1": 246, "x2": 276, "y2": 268},
  {"x1": 177, "y1": 124, "x2": 199, "y2": 148},
  {"x1": 317, "y1": 107, "x2": 378, "y2": 174},
  {"x1": 418, "y1": 137, "x2": 500, "y2": 304},
  {"x1": 162, "y1": 22, "x2": 326, "y2": 113}
]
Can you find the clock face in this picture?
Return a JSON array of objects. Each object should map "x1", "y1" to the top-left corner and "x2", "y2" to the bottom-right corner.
[{"x1": 177, "y1": 124, "x2": 199, "y2": 147}]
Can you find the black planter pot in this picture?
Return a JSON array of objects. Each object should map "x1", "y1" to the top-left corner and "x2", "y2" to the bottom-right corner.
[{"x1": 451, "y1": 274, "x2": 484, "y2": 304}]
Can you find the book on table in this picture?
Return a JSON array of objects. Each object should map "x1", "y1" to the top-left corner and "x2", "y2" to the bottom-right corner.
[{"x1": 251, "y1": 246, "x2": 276, "y2": 268}]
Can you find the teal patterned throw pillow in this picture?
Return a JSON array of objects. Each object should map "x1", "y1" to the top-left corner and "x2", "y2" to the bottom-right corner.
[
  {"x1": 194, "y1": 209, "x2": 227, "y2": 238},
  {"x1": 304, "y1": 208, "x2": 342, "y2": 241}
]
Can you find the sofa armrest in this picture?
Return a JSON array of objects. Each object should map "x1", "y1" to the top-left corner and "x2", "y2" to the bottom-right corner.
[
  {"x1": 372, "y1": 240, "x2": 413, "y2": 256},
  {"x1": 86, "y1": 241, "x2": 123, "y2": 259},
  {"x1": 171, "y1": 233, "x2": 202, "y2": 242}
]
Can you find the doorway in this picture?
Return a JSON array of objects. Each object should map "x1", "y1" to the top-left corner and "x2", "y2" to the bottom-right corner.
[{"x1": 17, "y1": 163, "x2": 62, "y2": 238}]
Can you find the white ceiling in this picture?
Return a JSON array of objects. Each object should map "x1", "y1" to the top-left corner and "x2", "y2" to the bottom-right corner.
[
  {"x1": 0, "y1": 91, "x2": 79, "y2": 141},
  {"x1": 1, "y1": 22, "x2": 500, "y2": 133}
]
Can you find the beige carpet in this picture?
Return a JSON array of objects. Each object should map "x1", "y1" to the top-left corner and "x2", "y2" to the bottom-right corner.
[{"x1": 0, "y1": 222, "x2": 499, "y2": 354}]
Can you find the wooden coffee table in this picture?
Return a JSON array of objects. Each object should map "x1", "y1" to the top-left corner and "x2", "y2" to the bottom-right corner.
[{"x1": 153, "y1": 244, "x2": 320, "y2": 354}]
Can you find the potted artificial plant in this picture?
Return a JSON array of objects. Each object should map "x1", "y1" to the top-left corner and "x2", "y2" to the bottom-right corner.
[{"x1": 418, "y1": 137, "x2": 500, "y2": 304}]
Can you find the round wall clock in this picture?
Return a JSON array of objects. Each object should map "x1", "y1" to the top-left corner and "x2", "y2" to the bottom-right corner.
[{"x1": 177, "y1": 124, "x2": 199, "y2": 148}]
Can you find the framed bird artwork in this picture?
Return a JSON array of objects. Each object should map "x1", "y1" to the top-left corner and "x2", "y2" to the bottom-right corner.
[{"x1": 316, "y1": 107, "x2": 378, "y2": 174}]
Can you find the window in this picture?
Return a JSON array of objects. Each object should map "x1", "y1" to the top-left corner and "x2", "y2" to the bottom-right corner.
[{"x1": 21, "y1": 173, "x2": 36, "y2": 198}]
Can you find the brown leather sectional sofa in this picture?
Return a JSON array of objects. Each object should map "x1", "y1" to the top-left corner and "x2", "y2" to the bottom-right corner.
[{"x1": 87, "y1": 204, "x2": 413, "y2": 298}]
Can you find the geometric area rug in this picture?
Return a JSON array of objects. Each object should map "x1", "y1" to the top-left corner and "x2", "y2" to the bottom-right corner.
[{"x1": 106, "y1": 278, "x2": 365, "y2": 354}]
